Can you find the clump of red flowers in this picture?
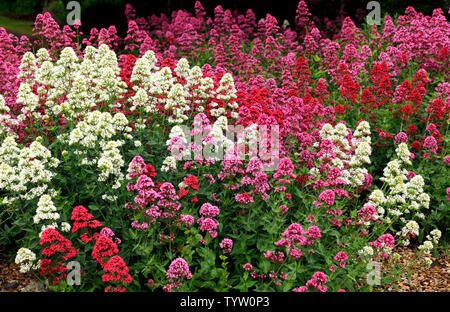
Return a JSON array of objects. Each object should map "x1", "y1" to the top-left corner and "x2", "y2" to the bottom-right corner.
[
  {"x1": 92, "y1": 235, "x2": 119, "y2": 268},
  {"x1": 71, "y1": 205, "x2": 102, "y2": 243},
  {"x1": 183, "y1": 175, "x2": 199, "y2": 190},
  {"x1": 39, "y1": 228, "x2": 78, "y2": 285},
  {"x1": 102, "y1": 255, "x2": 133, "y2": 292}
]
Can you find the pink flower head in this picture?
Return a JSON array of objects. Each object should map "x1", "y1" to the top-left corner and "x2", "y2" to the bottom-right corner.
[
  {"x1": 279, "y1": 205, "x2": 288, "y2": 215},
  {"x1": 357, "y1": 205, "x2": 377, "y2": 222},
  {"x1": 318, "y1": 189, "x2": 335, "y2": 205},
  {"x1": 292, "y1": 286, "x2": 308, "y2": 292},
  {"x1": 306, "y1": 271, "x2": 328, "y2": 291},
  {"x1": 166, "y1": 258, "x2": 192, "y2": 280},
  {"x1": 423, "y1": 136, "x2": 438, "y2": 153},
  {"x1": 99, "y1": 227, "x2": 115, "y2": 239},
  {"x1": 180, "y1": 214, "x2": 195, "y2": 226},
  {"x1": 327, "y1": 167, "x2": 342, "y2": 180},
  {"x1": 199, "y1": 217, "x2": 218, "y2": 232},
  {"x1": 426, "y1": 123, "x2": 437, "y2": 133},
  {"x1": 312, "y1": 272, "x2": 327, "y2": 284},
  {"x1": 219, "y1": 238, "x2": 233, "y2": 253},
  {"x1": 444, "y1": 156, "x2": 450, "y2": 164},
  {"x1": 199, "y1": 202, "x2": 220, "y2": 217},
  {"x1": 306, "y1": 226, "x2": 322, "y2": 240},
  {"x1": 73, "y1": 19, "x2": 81, "y2": 29},
  {"x1": 282, "y1": 223, "x2": 304, "y2": 237},
  {"x1": 289, "y1": 248, "x2": 303, "y2": 259},
  {"x1": 394, "y1": 132, "x2": 408, "y2": 144},
  {"x1": 243, "y1": 263, "x2": 253, "y2": 271},
  {"x1": 333, "y1": 251, "x2": 348, "y2": 262},
  {"x1": 377, "y1": 233, "x2": 395, "y2": 248}
]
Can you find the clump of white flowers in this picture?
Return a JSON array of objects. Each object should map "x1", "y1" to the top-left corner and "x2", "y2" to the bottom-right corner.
[
  {"x1": 372, "y1": 141, "x2": 430, "y2": 241},
  {"x1": 417, "y1": 229, "x2": 441, "y2": 261},
  {"x1": 161, "y1": 155, "x2": 177, "y2": 172},
  {"x1": 418, "y1": 240, "x2": 434, "y2": 255},
  {"x1": 312, "y1": 121, "x2": 372, "y2": 188},
  {"x1": 0, "y1": 136, "x2": 59, "y2": 203},
  {"x1": 97, "y1": 140, "x2": 125, "y2": 189},
  {"x1": 68, "y1": 111, "x2": 129, "y2": 147},
  {"x1": 33, "y1": 194, "x2": 72, "y2": 236},
  {"x1": 130, "y1": 52, "x2": 238, "y2": 125},
  {"x1": 397, "y1": 220, "x2": 420, "y2": 246},
  {"x1": 358, "y1": 246, "x2": 374, "y2": 259},
  {"x1": 0, "y1": 95, "x2": 20, "y2": 139},
  {"x1": 17, "y1": 45, "x2": 127, "y2": 121},
  {"x1": 68, "y1": 111, "x2": 130, "y2": 192},
  {"x1": 427, "y1": 229, "x2": 442, "y2": 244},
  {"x1": 15, "y1": 248, "x2": 39, "y2": 273},
  {"x1": 364, "y1": 189, "x2": 386, "y2": 219},
  {"x1": 34, "y1": 194, "x2": 60, "y2": 224},
  {"x1": 354, "y1": 136, "x2": 432, "y2": 249},
  {"x1": 61, "y1": 222, "x2": 71, "y2": 232}
]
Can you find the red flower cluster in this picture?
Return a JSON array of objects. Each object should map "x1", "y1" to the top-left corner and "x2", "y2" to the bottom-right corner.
[
  {"x1": 102, "y1": 255, "x2": 133, "y2": 292},
  {"x1": 92, "y1": 235, "x2": 119, "y2": 267},
  {"x1": 40, "y1": 228, "x2": 78, "y2": 260},
  {"x1": 183, "y1": 175, "x2": 199, "y2": 190},
  {"x1": 39, "y1": 228, "x2": 78, "y2": 285},
  {"x1": 71, "y1": 205, "x2": 102, "y2": 243}
]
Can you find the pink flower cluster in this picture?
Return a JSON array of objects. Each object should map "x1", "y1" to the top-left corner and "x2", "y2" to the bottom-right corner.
[
  {"x1": 219, "y1": 238, "x2": 233, "y2": 253},
  {"x1": 197, "y1": 202, "x2": 220, "y2": 238},
  {"x1": 293, "y1": 271, "x2": 328, "y2": 292},
  {"x1": 272, "y1": 223, "x2": 322, "y2": 260}
]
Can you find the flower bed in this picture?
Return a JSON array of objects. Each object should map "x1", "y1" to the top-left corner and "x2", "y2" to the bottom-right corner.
[{"x1": 0, "y1": 1, "x2": 448, "y2": 292}]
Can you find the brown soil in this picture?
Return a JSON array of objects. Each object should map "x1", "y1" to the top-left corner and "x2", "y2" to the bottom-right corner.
[
  {"x1": 375, "y1": 246, "x2": 449, "y2": 292},
  {"x1": 0, "y1": 251, "x2": 38, "y2": 292}
]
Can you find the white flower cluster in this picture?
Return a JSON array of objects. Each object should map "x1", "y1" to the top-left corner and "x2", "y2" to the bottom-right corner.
[
  {"x1": 130, "y1": 51, "x2": 238, "y2": 124},
  {"x1": 17, "y1": 45, "x2": 127, "y2": 121},
  {"x1": 365, "y1": 189, "x2": 386, "y2": 219},
  {"x1": 68, "y1": 111, "x2": 129, "y2": 192},
  {"x1": 378, "y1": 143, "x2": 429, "y2": 224},
  {"x1": 313, "y1": 122, "x2": 372, "y2": 188},
  {"x1": 417, "y1": 229, "x2": 442, "y2": 260},
  {"x1": 68, "y1": 111, "x2": 129, "y2": 147},
  {"x1": 358, "y1": 246, "x2": 374, "y2": 258},
  {"x1": 427, "y1": 229, "x2": 442, "y2": 244},
  {"x1": 15, "y1": 52, "x2": 40, "y2": 118},
  {"x1": 422, "y1": 257, "x2": 433, "y2": 267},
  {"x1": 208, "y1": 116, "x2": 235, "y2": 159},
  {"x1": 97, "y1": 140, "x2": 125, "y2": 189},
  {"x1": 0, "y1": 95, "x2": 19, "y2": 139},
  {"x1": 418, "y1": 240, "x2": 434, "y2": 255},
  {"x1": 102, "y1": 194, "x2": 118, "y2": 202},
  {"x1": 212, "y1": 73, "x2": 239, "y2": 118},
  {"x1": 15, "y1": 248, "x2": 39, "y2": 273},
  {"x1": 33, "y1": 194, "x2": 60, "y2": 224},
  {"x1": 395, "y1": 143, "x2": 412, "y2": 165},
  {"x1": 161, "y1": 155, "x2": 177, "y2": 172},
  {"x1": 33, "y1": 194, "x2": 71, "y2": 236},
  {"x1": 397, "y1": 220, "x2": 420, "y2": 246},
  {"x1": 0, "y1": 136, "x2": 59, "y2": 203}
]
